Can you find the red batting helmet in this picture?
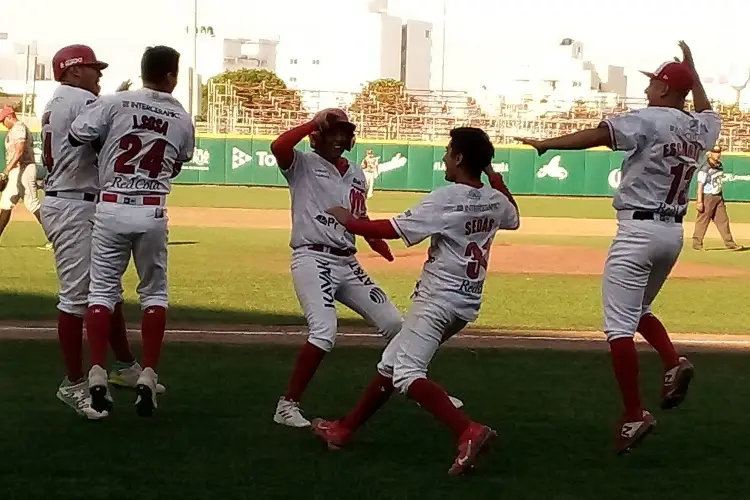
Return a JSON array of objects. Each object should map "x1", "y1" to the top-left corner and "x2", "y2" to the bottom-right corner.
[
  {"x1": 310, "y1": 108, "x2": 356, "y2": 151},
  {"x1": 52, "y1": 45, "x2": 109, "y2": 82}
]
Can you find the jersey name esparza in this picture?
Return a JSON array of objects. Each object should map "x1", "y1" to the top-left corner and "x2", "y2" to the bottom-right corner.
[
  {"x1": 69, "y1": 88, "x2": 195, "y2": 196},
  {"x1": 282, "y1": 150, "x2": 368, "y2": 251},
  {"x1": 390, "y1": 183, "x2": 519, "y2": 322},
  {"x1": 41, "y1": 85, "x2": 100, "y2": 193},
  {"x1": 602, "y1": 107, "x2": 721, "y2": 216}
]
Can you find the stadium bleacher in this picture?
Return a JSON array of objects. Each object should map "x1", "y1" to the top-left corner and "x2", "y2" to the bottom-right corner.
[{"x1": 203, "y1": 82, "x2": 750, "y2": 151}]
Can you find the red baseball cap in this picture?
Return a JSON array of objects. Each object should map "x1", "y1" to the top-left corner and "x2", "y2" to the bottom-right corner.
[
  {"x1": 52, "y1": 44, "x2": 108, "y2": 82},
  {"x1": 640, "y1": 61, "x2": 694, "y2": 93},
  {"x1": 0, "y1": 106, "x2": 15, "y2": 122}
]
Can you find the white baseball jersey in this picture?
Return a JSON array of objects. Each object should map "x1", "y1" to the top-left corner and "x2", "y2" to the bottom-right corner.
[
  {"x1": 4, "y1": 120, "x2": 35, "y2": 167},
  {"x1": 602, "y1": 107, "x2": 721, "y2": 216},
  {"x1": 41, "y1": 85, "x2": 100, "y2": 193},
  {"x1": 69, "y1": 88, "x2": 195, "y2": 196},
  {"x1": 390, "y1": 183, "x2": 519, "y2": 322},
  {"x1": 282, "y1": 150, "x2": 368, "y2": 251}
]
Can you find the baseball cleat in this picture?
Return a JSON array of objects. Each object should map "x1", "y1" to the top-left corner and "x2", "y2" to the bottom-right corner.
[
  {"x1": 57, "y1": 378, "x2": 109, "y2": 420},
  {"x1": 135, "y1": 367, "x2": 159, "y2": 417},
  {"x1": 109, "y1": 361, "x2": 166, "y2": 395},
  {"x1": 615, "y1": 410, "x2": 656, "y2": 455},
  {"x1": 273, "y1": 397, "x2": 311, "y2": 428},
  {"x1": 310, "y1": 419, "x2": 353, "y2": 450},
  {"x1": 448, "y1": 422, "x2": 497, "y2": 476},
  {"x1": 661, "y1": 356, "x2": 694, "y2": 409},
  {"x1": 87, "y1": 365, "x2": 114, "y2": 413}
]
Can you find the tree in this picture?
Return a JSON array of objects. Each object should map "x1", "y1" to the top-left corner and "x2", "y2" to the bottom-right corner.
[
  {"x1": 349, "y1": 79, "x2": 424, "y2": 116},
  {"x1": 0, "y1": 89, "x2": 23, "y2": 112},
  {"x1": 200, "y1": 69, "x2": 303, "y2": 120}
]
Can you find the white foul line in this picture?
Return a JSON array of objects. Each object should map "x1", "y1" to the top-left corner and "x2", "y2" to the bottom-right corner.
[{"x1": 1, "y1": 325, "x2": 750, "y2": 348}]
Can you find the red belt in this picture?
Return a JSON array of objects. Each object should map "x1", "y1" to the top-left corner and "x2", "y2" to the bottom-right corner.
[{"x1": 101, "y1": 193, "x2": 164, "y2": 206}]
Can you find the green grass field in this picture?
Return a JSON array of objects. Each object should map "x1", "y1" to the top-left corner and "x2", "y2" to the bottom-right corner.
[
  {"x1": 3, "y1": 185, "x2": 750, "y2": 498},
  {"x1": 1, "y1": 222, "x2": 748, "y2": 333},
  {"x1": 3, "y1": 341, "x2": 749, "y2": 499},
  {"x1": 168, "y1": 185, "x2": 750, "y2": 222}
]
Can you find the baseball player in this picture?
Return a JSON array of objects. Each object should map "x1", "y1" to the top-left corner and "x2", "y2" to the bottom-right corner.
[
  {"x1": 311, "y1": 127, "x2": 520, "y2": 476},
  {"x1": 41, "y1": 44, "x2": 164, "y2": 419},
  {"x1": 360, "y1": 150, "x2": 379, "y2": 199},
  {"x1": 69, "y1": 45, "x2": 195, "y2": 417},
  {"x1": 518, "y1": 41, "x2": 719, "y2": 454},
  {"x1": 270, "y1": 109, "x2": 465, "y2": 428},
  {"x1": 0, "y1": 106, "x2": 50, "y2": 248}
]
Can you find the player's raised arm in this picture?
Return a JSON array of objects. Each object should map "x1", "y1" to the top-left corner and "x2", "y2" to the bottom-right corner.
[
  {"x1": 483, "y1": 164, "x2": 519, "y2": 215},
  {"x1": 516, "y1": 127, "x2": 612, "y2": 156},
  {"x1": 676, "y1": 41, "x2": 711, "y2": 113},
  {"x1": 270, "y1": 120, "x2": 317, "y2": 170},
  {"x1": 69, "y1": 98, "x2": 112, "y2": 147}
]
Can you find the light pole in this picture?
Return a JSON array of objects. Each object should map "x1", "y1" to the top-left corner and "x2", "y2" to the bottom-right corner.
[
  {"x1": 440, "y1": 0, "x2": 447, "y2": 93},
  {"x1": 191, "y1": 0, "x2": 199, "y2": 121}
]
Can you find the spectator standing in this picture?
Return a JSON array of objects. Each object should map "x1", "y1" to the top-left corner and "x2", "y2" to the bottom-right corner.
[
  {"x1": 0, "y1": 106, "x2": 50, "y2": 248},
  {"x1": 692, "y1": 145, "x2": 742, "y2": 250},
  {"x1": 361, "y1": 149, "x2": 380, "y2": 199}
]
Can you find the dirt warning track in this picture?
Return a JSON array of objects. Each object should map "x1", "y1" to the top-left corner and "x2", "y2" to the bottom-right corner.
[{"x1": 1, "y1": 323, "x2": 749, "y2": 354}]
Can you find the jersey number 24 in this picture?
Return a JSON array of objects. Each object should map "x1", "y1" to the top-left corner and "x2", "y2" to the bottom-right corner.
[{"x1": 114, "y1": 134, "x2": 168, "y2": 178}]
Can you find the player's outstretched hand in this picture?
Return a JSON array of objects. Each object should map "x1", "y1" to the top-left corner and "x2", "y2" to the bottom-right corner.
[
  {"x1": 116, "y1": 79, "x2": 132, "y2": 92},
  {"x1": 326, "y1": 205, "x2": 352, "y2": 225},
  {"x1": 367, "y1": 238, "x2": 395, "y2": 262},
  {"x1": 676, "y1": 41, "x2": 696, "y2": 72},
  {"x1": 514, "y1": 137, "x2": 548, "y2": 156}
]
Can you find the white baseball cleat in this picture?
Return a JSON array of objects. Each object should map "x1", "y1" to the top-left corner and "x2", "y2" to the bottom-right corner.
[
  {"x1": 57, "y1": 378, "x2": 109, "y2": 420},
  {"x1": 273, "y1": 397, "x2": 311, "y2": 428},
  {"x1": 109, "y1": 361, "x2": 166, "y2": 395},
  {"x1": 135, "y1": 367, "x2": 159, "y2": 417},
  {"x1": 88, "y1": 365, "x2": 114, "y2": 413}
]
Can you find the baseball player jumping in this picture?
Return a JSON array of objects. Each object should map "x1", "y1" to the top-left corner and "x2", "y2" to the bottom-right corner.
[
  {"x1": 270, "y1": 109, "x2": 463, "y2": 428},
  {"x1": 312, "y1": 127, "x2": 519, "y2": 476},
  {"x1": 0, "y1": 106, "x2": 50, "y2": 248},
  {"x1": 41, "y1": 44, "x2": 164, "y2": 419},
  {"x1": 518, "y1": 41, "x2": 719, "y2": 454},
  {"x1": 69, "y1": 46, "x2": 195, "y2": 417}
]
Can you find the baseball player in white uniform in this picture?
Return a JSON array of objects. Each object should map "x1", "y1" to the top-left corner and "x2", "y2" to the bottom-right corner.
[
  {"x1": 68, "y1": 45, "x2": 195, "y2": 418},
  {"x1": 269, "y1": 109, "x2": 404, "y2": 428},
  {"x1": 519, "y1": 41, "x2": 719, "y2": 454},
  {"x1": 41, "y1": 44, "x2": 165, "y2": 420},
  {"x1": 0, "y1": 106, "x2": 49, "y2": 247},
  {"x1": 311, "y1": 127, "x2": 520, "y2": 476}
]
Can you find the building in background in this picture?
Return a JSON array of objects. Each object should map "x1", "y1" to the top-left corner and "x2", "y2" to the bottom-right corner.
[{"x1": 401, "y1": 20, "x2": 432, "y2": 90}]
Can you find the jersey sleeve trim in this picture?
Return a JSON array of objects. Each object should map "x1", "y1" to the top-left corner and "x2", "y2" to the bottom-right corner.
[
  {"x1": 601, "y1": 120, "x2": 617, "y2": 150},
  {"x1": 390, "y1": 218, "x2": 412, "y2": 246}
]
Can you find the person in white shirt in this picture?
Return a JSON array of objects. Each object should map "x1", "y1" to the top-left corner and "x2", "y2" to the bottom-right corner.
[
  {"x1": 0, "y1": 107, "x2": 49, "y2": 248},
  {"x1": 311, "y1": 127, "x2": 520, "y2": 476},
  {"x1": 692, "y1": 145, "x2": 741, "y2": 250},
  {"x1": 517, "y1": 41, "x2": 717, "y2": 454}
]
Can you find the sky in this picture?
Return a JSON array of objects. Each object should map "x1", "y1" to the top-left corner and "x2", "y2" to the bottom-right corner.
[{"x1": 1, "y1": 0, "x2": 749, "y2": 94}]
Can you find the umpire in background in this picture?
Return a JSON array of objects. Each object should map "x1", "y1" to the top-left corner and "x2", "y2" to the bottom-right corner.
[{"x1": 692, "y1": 145, "x2": 741, "y2": 250}]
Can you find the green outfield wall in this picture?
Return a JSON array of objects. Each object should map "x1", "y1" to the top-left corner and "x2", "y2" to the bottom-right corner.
[{"x1": 5, "y1": 132, "x2": 750, "y2": 200}]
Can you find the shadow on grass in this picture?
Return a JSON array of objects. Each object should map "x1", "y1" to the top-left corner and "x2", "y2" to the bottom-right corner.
[{"x1": 0, "y1": 290, "x2": 372, "y2": 328}]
